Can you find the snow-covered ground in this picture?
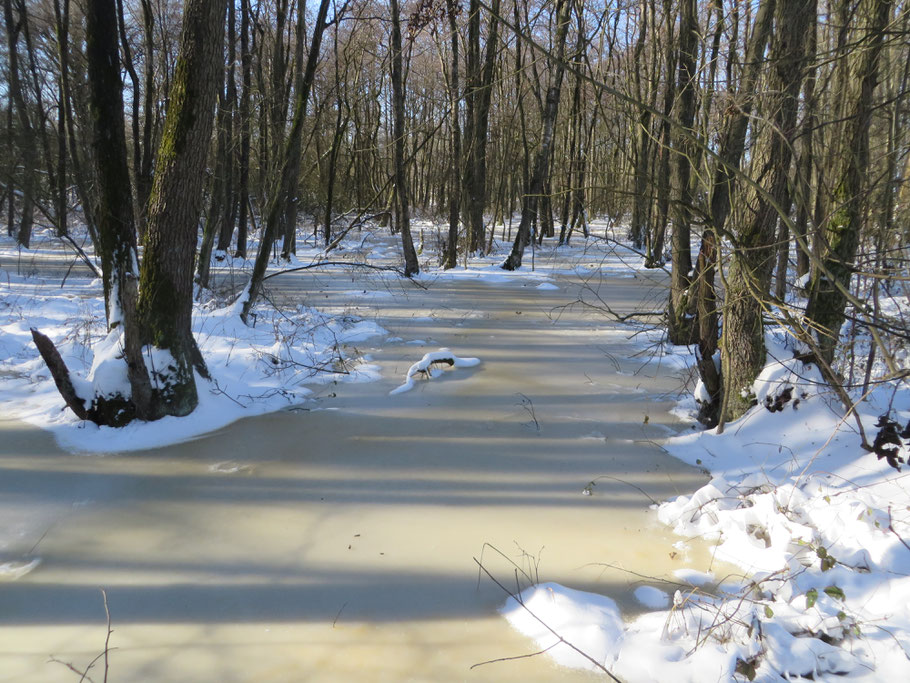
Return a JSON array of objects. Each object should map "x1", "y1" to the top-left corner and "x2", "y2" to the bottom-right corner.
[
  {"x1": 0, "y1": 235, "x2": 387, "y2": 453},
  {"x1": 4, "y1": 218, "x2": 908, "y2": 681}
]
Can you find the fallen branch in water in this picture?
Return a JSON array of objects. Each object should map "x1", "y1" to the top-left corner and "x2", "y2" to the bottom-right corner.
[{"x1": 389, "y1": 348, "x2": 480, "y2": 395}]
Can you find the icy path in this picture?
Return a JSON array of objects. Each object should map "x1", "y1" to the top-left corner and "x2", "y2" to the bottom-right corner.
[{"x1": 0, "y1": 255, "x2": 716, "y2": 682}]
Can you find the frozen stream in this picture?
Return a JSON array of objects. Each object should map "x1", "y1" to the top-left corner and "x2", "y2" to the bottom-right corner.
[{"x1": 1, "y1": 257, "x2": 720, "y2": 681}]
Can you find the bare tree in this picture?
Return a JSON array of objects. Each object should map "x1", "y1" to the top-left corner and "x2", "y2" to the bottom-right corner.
[{"x1": 502, "y1": 0, "x2": 572, "y2": 271}]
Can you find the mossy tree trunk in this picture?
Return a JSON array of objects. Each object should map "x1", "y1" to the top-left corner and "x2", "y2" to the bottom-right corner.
[
  {"x1": 720, "y1": 0, "x2": 813, "y2": 423},
  {"x1": 805, "y1": 0, "x2": 892, "y2": 367},
  {"x1": 135, "y1": 0, "x2": 227, "y2": 419},
  {"x1": 692, "y1": 0, "x2": 775, "y2": 425},
  {"x1": 34, "y1": 0, "x2": 223, "y2": 426}
]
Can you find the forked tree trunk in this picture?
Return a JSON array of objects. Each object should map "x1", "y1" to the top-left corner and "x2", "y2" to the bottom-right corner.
[
  {"x1": 692, "y1": 0, "x2": 774, "y2": 425},
  {"x1": 33, "y1": 0, "x2": 225, "y2": 426},
  {"x1": 805, "y1": 0, "x2": 892, "y2": 366},
  {"x1": 720, "y1": 0, "x2": 812, "y2": 422}
]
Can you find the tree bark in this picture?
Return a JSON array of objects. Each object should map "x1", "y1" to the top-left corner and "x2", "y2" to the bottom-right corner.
[
  {"x1": 502, "y1": 0, "x2": 571, "y2": 271},
  {"x1": 629, "y1": 0, "x2": 651, "y2": 250},
  {"x1": 443, "y1": 0, "x2": 462, "y2": 269},
  {"x1": 645, "y1": 0, "x2": 675, "y2": 267},
  {"x1": 236, "y1": 0, "x2": 252, "y2": 259},
  {"x1": 805, "y1": 0, "x2": 892, "y2": 366},
  {"x1": 3, "y1": 0, "x2": 37, "y2": 248},
  {"x1": 390, "y1": 0, "x2": 420, "y2": 276},
  {"x1": 83, "y1": 0, "x2": 152, "y2": 422},
  {"x1": 666, "y1": 0, "x2": 699, "y2": 345},
  {"x1": 720, "y1": 0, "x2": 813, "y2": 422},
  {"x1": 136, "y1": 0, "x2": 227, "y2": 419}
]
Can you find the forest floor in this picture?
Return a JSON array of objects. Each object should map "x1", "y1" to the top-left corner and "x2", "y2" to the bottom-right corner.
[{"x1": 1, "y1": 219, "x2": 909, "y2": 681}]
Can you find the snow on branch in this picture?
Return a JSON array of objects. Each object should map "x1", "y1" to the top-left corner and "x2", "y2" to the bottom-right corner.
[{"x1": 389, "y1": 348, "x2": 480, "y2": 395}]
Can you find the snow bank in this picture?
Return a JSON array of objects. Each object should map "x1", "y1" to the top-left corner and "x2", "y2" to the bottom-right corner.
[{"x1": 0, "y1": 268, "x2": 385, "y2": 452}]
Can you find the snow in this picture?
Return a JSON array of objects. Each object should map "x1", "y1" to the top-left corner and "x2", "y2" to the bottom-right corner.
[
  {"x1": 633, "y1": 585, "x2": 669, "y2": 609},
  {"x1": 502, "y1": 582, "x2": 625, "y2": 673}
]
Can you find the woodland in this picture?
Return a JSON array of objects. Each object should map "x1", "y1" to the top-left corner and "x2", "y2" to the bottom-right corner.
[
  {"x1": 4, "y1": 2, "x2": 910, "y2": 680},
  {"x1": 2, "y1": 0, "x2": 909, "y2": 439}
]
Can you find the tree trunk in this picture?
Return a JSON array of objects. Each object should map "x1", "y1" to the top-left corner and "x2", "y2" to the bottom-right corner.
[
  {"x1": 217, "y1": 0, "x2": 238, "y2": 253},
  {"x1": 136, "y1": 0, "x2": 227, "y2": 419},
  {"x1": 54, "y1": 0, "x2": 100, "y2": 248},
  {"x1": 115, "y1": 0, "x2": 142, "y2": 223},
  {"x1": 805, "y1": 0, "x2": 892, "y2": 366},
  {"x1": 720, "y1": 0, "x2": 813, "y2": 422},
  {"x1": 390, "y1": 0, "x2": 419, "y2": 276},
  {"x1": 692, "y1": 0, "x2": 774, "y2": 425},
  {"x1": 198, "y1": 58, "x2": 230, "y2": 289},
  {"x1": 502, "y1": 0, "x2": 571, "y2": 271},
  {"x1": 645, "y1": 0, "x2": 675, "y2": 267},
  {"x1": 465, "y1": 0, "x2": 501, "y2": 256},
  {"x1": 70, "y1": 0, "x2": 152, "y2": 425},
  {"x1": 629, "y1": 0, "x2": 652, "y2": 250},
  {"x1": 666, "y1": 0, "x2": 699, "y2": 345},
  {"x1": 137, "y1": 0, "x2": 156, "y2": 231},
  {"x1": 280, "y1": 0, "x2": 308, "y2": 259},
  {"x1": 236, "y1": 0, "x2": 252, "y2": 259},
  {"x1": 241, "y1": 0, "x2": 333, "y2": 321},
  {"x1": 3, "y1": 0, "x2": 37, "y2": 248},
  {"x1": 443, "y1": 0, "x2": 461, "y2": 269}
]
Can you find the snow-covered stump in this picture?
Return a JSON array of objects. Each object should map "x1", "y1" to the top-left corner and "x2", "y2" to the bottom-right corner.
[{"x1": 389, "y1": 348, "x2": 481, "y2": 395}]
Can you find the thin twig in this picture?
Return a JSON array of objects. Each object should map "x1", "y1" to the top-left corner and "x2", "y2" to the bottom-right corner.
[
  {"x1": 471, "y1": 642, "x2": 560, "y2": 669},
  {"x1": 584, "y1": 475, "x2": 659, "y2": 505},
  {"x1": 332, "y1": 602, "x2": 347, "y2": 628},
  {"x1": 47, "y1": 656, "x2": 95, "y2": 683},
  {"x1": 889, "y1": 506, "x2": 910, "y2": 554},
  {"x1": 261, "y1": 260, "x2": 428, "y2": 290},
  {"x1": 101, "y1": 589, "x2": 111, "y2": 683}
]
